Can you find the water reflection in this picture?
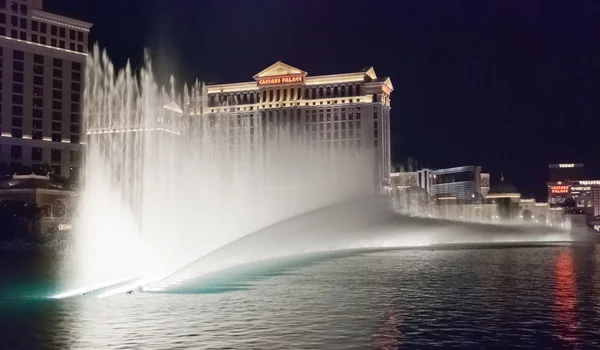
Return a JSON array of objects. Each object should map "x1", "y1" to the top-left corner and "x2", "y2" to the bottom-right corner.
[
  {"x1": 374, "y1": 302, "x2": 402, "y2": 349},
  {"x1": 554, "y1": 249, "x2": 579, "y2": 343}
]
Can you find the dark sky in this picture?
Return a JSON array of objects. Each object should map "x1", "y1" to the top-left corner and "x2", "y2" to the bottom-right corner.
[{"x1": 47, "y1": 0, "x2": 600, "y2": 199}]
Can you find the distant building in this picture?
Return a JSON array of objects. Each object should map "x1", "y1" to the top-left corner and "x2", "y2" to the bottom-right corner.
[
  {"x1": 0, "y1": 0, "x2": 92, "y2": 178},
  {"x1": 431, "y1": 165, "x2": 482, "y2": 201},
  {"x1": 190, "y1": 61, "x2": 394, "y2": 192},
  {"x1": 548, "y1": 163, "x2": 584, "y2": 182},
  {"x1": 480, "y1": 173, "x2": 490, "y2": 196}
]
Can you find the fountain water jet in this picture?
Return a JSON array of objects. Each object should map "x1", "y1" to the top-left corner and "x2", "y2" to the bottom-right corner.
[{"x1": 62, "y1": 46, "x2": 377, "y2": 294}]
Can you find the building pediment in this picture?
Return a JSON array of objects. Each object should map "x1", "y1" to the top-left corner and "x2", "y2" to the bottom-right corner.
[{"x1": 253, "y1": 61, "x2": 307, "y2": 80}]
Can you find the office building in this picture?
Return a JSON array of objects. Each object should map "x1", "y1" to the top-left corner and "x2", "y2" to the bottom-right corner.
[
  {"x1": 0, "y1": 0, "x2": 91, "y2": 178},
  {"x1": 431, "y1": 165, "x2": 483, "y2": 201},
  {"x1": 548, "y1": 163, "x2": 584, "y2": 182},
  {"x1": 190, "y1": 61, "x2": 393, "y2": 191}
]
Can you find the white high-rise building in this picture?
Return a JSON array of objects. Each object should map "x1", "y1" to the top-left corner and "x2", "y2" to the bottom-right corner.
[
  {"x1": 189, "y1": 61, "x2": 394, "y2": 190},
  {"x1": 0, "y1": 0, "x2": 91, "y2": 178}
]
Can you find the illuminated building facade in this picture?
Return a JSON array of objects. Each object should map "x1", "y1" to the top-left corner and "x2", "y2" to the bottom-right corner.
[
  {"x1": 0, "y1": 0, "x2": 91, "y2": 178},
  {"x1": 546, "y1": 163, "x2": 600, "y2": 215},
  {"x1": 431, "y1": 165, "x2": 483, "y2": 201},
  {"x1": 190, "y1": 61, "x2": 394, "y2": 191}
]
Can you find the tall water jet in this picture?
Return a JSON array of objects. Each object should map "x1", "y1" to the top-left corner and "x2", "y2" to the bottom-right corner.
[{"x1": 66, "y1": 47, "x2": 377, "y2": 292}]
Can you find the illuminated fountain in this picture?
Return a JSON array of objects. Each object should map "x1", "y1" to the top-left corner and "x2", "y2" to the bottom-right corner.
[
  {"x1": 56, "y1": 47, "x2": 576, "y2": 298},
  {"x1": 62, "y1": 47, "x2": 377, "y2": 294}
]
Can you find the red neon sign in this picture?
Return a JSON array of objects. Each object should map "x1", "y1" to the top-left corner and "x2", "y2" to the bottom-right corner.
[
  {"x1": 551, "y1": 186, "x2": 570, "y2": 194},
  {"x1": 257, "y1": 74, "x2": 304, "y2": 86}
]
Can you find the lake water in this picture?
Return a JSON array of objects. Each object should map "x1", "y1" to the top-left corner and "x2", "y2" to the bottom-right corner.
[{"x1": 2, "y1": 244, "x2": 600, "y2": 349}]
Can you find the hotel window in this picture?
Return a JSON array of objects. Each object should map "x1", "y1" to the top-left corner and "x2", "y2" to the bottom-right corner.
[
  {"x1": 276, "y1": 89, "x2": 280, "y2": 101},
  {"x1": 311, "y1": 88, "x2": 316, "y2": 99},
  {"x1": 51, "y1": 133, "x2": 60, "y2": 142},
  {"x1": 11, "y1": 128, "x2": 22, "y2": 138},
  {"x1": 11, "y1": 145, "x2": 21, "y2": 160},
  {"x1": 297, "y1": 87, "x2": 301, "y2": 100},
  {"x1": 12, "y1": 94, "x2": 22, "y2": 104},
  {"x1": 51, "y1": 149, "x2": 61, "y2": 162},
  {"x1": 33, "y1": 87, "x2": 43, "y2": 97},
  {"x1": 33, "y1": 64, "x2": 43, "y2": 75},
  {"x1": 269, "y1": 90, "x2": 273, "y2": 102},
  {"x1": 53, "y1": 58, "x2": 63, "y2": 67},
  {"x1": 52, "y1": 122, "x2": 61, "y2": 131},
  {"x1": 33, "y1": 98, "x2": 42, "y2": 108},
  {"x1": 0, "y1": 0, "x2": 4, "y2": 9},
  {"x1": 77, "y1": 44, "x2": 83, "y2": 52},
  {"x1": 11, "y1": 105, "x2": 22, "y2": 116},
  {"x1": 51, "y1": 25, "x2": 57, "y2": 36},
  {"x1": 326, "y1": 109, "x2": 331, "y2": 121},
  {"x1": 71, "y1": 82, "x2": 80, "y2": 92},
  {"x1": 19, "y1": 3, "x2": 25, "y2": 14},
  {"x1": 71, "y1": 103, "x2": 79, "y2": 112},
  {"x1": 0, "y1": 27, "x2": 5, "y2": 36},
  {"x1": 13, "y1": 49, "x2": 23, "y2": 60},
  {"x1": 32, "y1": 120, "x2": 42, "y2": 129},
  {"x1": 69, "y1": 42, "x2": 75, "y2": 51},
  {"x1": 348, "y1": 85, "x2": 353, "y2": 96},
  {"x1": 13, "y1": 72, "x2": 23, "y2": 83},
  {"x1": 72, "y1": 61, "x2": 81, "y2": 71},
  {"x1": 319, "y1": 87, "x2": 324, "y2": 98},
  {"x1": 0, "y1": 14, "x2": 5, "y2": 25},
  {"x1": 53, "y1": 79, "x2": 62, "y2": 89},
  {"x1": 51, "y1": 38, "x2": 57, "y2": 47},
  {"x1": 40, "y1": 36, "x2": 46, "y2": 45},
  {"x1": 32, "y1": 34, "x2": 38, "y2": 42},
  {"x1": 12, "y1": 60, "x2": 22, "y2": 71},
  {"x1": 59, "y1": 40, "x2": 65, "y2": 49},
  {"x1": 10, "y1": 29, "x2": 16, "y2": 38},
  {"x1": 69, "y1": 29, "x2": 75, "y2": 40},
  {"x1": 77, "y1": 31, "x2": 83, "y2": 42},
  {"x1": 33, "y1": 76, "x2": 43, "y2": 86},
  {"x1": 10, "y1": 15, "x2": 16, "y2": 27},
  {"x1": 304, "y1": 88, "x2": 309, "y2": 99},
  {"x1": 341, "y1": 86, "x2": 346, "y2": 97},
  {"x1": 71, "y1": 113, "x2": 79, "y2": 123},
  {"x1": 11, "y1": 117, "x2": 22, "y2": 127},
  {"x1": 32, "y1": 130, "x2": 42, "y2": 140},
  {"x1": 32, "y1": 147, "x2": 42, "y2": 161},
  {"x1": 70, "y1": 124, "x2": 79, "y2": 133},
  {"x1": 53, "y1": 90, "x2": 62, "y2": 99},
  {"x1": 283, "y1": 89, "x2": 287, "y2": 101},
  {"x1": 71, "y1": 134, "x2": 79, "y2": 144},
  {"x1": 19, "y1": 17, "x2": 25, "y2": 29},
  {"x1": 71, "y1": 93, "x2": 79, "y2": 103},
  {"x1": 53, "y1": 68, "x2": 62, "y2": 78},
  {"x1": 31, "y1": 20, "x2": 37, "y2": 31},
  {"x1": 52, "y1": 101, "x2": 61, "y2": 110},
  {"x1": 356, "y1": 106, "x2": 361, "y2": 120},
  {"x1": 18, "y1": 31, "x2": 25, "y2": 40},
  {"x1": 356, "y1": 84, "x2": 361, "y2": 96},
  {"x1": 52, "y1": 111, "x2": 61, "y2": 120},
  {"x1": 40, "y1": 22, "x2": 46, "y2": 33},
  {"x1": 34, "y1": 54, "x2": 43, "y2": 64},
  {"x1": 59, "y1": 27, "x2": 65, "y2": 38},
  {"x1": 33, "y1": 109, "x2": 42, "y2": 118}
]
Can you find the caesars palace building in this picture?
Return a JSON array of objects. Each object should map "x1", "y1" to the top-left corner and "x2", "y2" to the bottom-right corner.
[{"x1": 188, "y1": 61, "x2": 394, "y2": 191}]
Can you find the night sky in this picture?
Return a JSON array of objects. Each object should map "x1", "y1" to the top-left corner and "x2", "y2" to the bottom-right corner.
[{"x1": 46, "y1": 0, "x2": 600, "y2": 199}]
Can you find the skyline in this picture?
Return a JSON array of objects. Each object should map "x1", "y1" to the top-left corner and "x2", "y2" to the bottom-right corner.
[{"x1": 45, "y1": 0, "x2": 600, "y2": 199}]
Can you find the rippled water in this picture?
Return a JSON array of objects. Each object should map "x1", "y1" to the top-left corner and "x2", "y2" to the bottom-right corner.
[{"x1": 2, "y1": 244, "x2": 600, "y2": 349}]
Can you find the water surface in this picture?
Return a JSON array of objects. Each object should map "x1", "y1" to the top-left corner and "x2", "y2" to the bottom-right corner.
[{"x1": 2, "y1": 244, "x2": 600, "y2": 349}]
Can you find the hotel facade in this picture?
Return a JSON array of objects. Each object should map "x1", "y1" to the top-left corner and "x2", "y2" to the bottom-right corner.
[
  {"x1": 188, "y1": 61, "x2": 394, "y2": 191},
  {"x1": 0, "y1": 0, "x2": 91, "y2": 178}
]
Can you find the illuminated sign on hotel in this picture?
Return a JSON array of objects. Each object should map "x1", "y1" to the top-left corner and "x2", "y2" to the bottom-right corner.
[
  {"x1": 559, "y1": 164, "x2": 575, "y2": 168},
  {"x1": 257, "y1": 74, "x2": 304, "y2": 86},
  {"x1": 579, "y1": 180, "x2": 600, "y2": 186},
  {"x1": 571, "y1": 186, "x2": 591, "y2": 192},
  {"x1": 551, "y1": 186, "x2": 570, "y2": 194}
]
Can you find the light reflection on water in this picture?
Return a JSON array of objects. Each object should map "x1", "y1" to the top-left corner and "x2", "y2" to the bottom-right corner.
[{"x1": 2, "y1": 245, "x2": 600, "y2": 349}]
